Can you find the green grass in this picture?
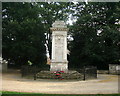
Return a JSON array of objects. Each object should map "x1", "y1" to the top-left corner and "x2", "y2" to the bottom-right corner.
[{"x1": 1, "y1": 91, "x2": 120, "y2": 96}]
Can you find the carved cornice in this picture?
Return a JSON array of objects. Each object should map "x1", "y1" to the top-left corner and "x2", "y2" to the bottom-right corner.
[
  {"x1": 52, "y1": 33, "x2": 67, "y2": 36},
  {"x1": 51, "y1": 60, "x2": 68, "y2": 63},
  {"x1": 50, "y1": 27, "x2": 69, "y2": 31}
]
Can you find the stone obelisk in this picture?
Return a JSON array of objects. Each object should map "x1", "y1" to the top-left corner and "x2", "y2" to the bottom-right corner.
[{"x1": 50, "y1": 21, "x2": 68, "y2": 72}]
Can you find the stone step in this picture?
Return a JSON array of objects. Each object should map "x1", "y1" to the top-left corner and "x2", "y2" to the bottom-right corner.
[{"x1": 35, "y1": 71, "x2": 84, "y2": 80}]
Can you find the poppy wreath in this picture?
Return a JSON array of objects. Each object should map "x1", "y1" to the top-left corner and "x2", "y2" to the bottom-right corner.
[{"x1": 53, "y1": 71, "x2": 64, "y2": 80}]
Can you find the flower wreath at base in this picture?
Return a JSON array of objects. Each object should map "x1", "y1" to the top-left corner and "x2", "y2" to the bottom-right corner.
[{"x1": 53, "y1": 71, "x2": 64, "y2": 80}]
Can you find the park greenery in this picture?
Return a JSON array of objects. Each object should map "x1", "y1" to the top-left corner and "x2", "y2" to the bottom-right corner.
[
  {"x1": 2, "y1": 2, "x2": 120, "y2": 69},
  {"x1": 2, "y1": 91, "x2": 120, "y2": 96}
]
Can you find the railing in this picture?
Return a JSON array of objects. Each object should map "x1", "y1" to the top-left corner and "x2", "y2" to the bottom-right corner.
[
  {"x1": 21, "y1": 65, "x2": 41, "y2": 77},
  {"x1": 21, "y1": 65, "x2": 97, "y2": 80},
  {"x1": 83, "y1": 66, "x2": 97, "y2": 80},
  {"x1": 70, "y1": 66, "x2": 97, "y2": 80}
]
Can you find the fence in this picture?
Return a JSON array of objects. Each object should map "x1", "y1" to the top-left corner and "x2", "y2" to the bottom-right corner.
[
  {"x1": 21, "y1": 65, "x2": 41, "y2": 77},
  {"x1": 70, "y1": 66, "x2": 97, "y2": 80},
  {"x1": 83, "y1": 66, "x2": 97, "y2": 80},
  {"x1": 21, "y1": 65, "x2": 97, "y2": 80}
]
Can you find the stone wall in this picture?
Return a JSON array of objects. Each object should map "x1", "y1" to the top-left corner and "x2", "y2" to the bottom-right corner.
[{"x1": 109, "y1": 64, "x2": 120, "y2": 75}]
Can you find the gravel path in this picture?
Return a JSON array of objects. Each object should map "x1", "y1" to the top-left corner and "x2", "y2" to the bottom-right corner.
[{"x1": 2, "y1": 69, "x2": 119, "y2": 94}]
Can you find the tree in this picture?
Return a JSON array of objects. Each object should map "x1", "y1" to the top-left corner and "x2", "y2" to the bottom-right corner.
[
  {"x1": 2, "y1": 2, "x2": 72, "y2": 68},
  {"x1": 68, "y1": 2, "x2": 120, "y2": 69},
  {"x1": 2, "y1": 3, "x2": 47, "y2": 67},
  {"x1": 36, "y1": 2, "x2": 73, "y2": 58}
]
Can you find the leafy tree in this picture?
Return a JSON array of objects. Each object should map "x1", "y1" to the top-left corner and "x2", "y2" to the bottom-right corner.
[
  {"x1": 3, "y1": 2, "x2": 119, "y2": 70},
  {"x1": 36, "y1": 2, "x2": 73, "y2": 58},
  {"x1": 2, "y1": 3, "x2": 47, "y2": 67},
  {"x1": 69, "y1": 2, "x2": 120, "y2": 69},
  {"x1": 2, "y1": 2, "x2": 72, "y2": 68}
]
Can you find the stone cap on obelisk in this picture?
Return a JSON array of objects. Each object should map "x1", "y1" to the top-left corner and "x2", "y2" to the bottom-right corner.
[{"x1": 50, "y1": 20, "x2": 68, "y2": 31}]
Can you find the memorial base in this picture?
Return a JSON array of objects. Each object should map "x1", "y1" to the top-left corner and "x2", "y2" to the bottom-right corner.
[{"x1": 50, "y1": 61, "x2": 68, "y2": 73}]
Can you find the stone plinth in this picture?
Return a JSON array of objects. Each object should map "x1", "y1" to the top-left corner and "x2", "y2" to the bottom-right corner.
[{"x1": 50, "y1": 21, "x2": 68, "y2": 72}]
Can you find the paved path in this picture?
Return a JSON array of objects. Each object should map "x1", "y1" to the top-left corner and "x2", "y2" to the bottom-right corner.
[{"x1": 2, "y1": 69, "x2": 119, "y2": 94}]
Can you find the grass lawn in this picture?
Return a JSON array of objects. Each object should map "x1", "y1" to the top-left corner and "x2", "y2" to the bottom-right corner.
[{"x1": 1, "y1": 91, "x2": 120, "y2": 96}]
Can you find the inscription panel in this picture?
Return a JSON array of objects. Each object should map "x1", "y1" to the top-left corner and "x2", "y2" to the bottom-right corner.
[{"x1": 55, "y1": 35, "x2": 64, "y2": 61}]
